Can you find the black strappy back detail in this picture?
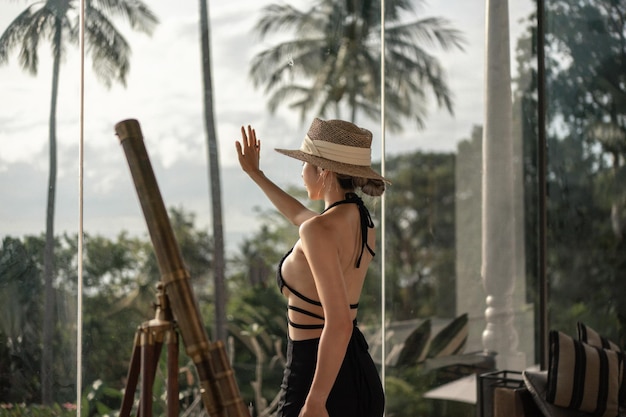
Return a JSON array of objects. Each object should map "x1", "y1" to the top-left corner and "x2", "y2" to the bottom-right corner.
[{"x1": 276, "y1": 193, "x2": 375, "y2": 330}]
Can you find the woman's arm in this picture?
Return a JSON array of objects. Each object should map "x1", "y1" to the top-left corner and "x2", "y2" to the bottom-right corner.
[
  {"x1": 298, "y1": 217, "x2": 354, "y2": 417},
  {"x1": 235, "y1": 125, "x2": 316, "y2": 226}
]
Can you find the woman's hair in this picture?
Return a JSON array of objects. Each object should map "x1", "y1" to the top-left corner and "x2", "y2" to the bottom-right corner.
[{"x1": 336, "y1": 173, "x2": 385, "y2": 197}]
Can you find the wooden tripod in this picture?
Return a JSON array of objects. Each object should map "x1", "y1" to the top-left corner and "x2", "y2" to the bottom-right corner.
[
  {"x1": 119, "y1": 283, "x2": 180, "y2": 417},
  {"x1": 115, "y1": 119, "x2": 250, "y2": 417}
]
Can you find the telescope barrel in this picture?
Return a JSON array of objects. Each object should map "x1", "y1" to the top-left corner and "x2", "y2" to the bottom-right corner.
[{"x1": 114, "y1": 119, "x2": 249, "y2": 417}]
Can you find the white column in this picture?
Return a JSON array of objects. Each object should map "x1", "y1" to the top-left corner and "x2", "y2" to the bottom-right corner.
[{"x1": 482, "y1": 0, "x2": 525, "y2": 371}]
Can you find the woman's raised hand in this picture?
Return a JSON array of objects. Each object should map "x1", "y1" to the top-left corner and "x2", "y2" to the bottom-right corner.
[{"x1": 235, "y1": 125, "x2": 261, "y2": 174}]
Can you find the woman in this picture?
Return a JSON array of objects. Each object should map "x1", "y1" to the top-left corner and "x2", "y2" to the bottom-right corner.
[{"x1": 235, "y1": 118, "x2": 386, "y2": 417}]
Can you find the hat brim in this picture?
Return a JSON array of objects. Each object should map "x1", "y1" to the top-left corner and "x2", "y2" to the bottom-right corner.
[{"x1": 275, "y1": 148, "x2": 389, "y2": 183}]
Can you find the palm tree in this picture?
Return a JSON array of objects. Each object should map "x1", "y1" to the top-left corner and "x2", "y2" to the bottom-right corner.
[
  {"x1": 250, "y1": 0, "x2": 465, "y2": 131},
  {"x1": 198, "y1": 0, "x2": 227, "y2": 343},
  {"x1": 0, "y1": 0, "x2": 158, "y2": 404}
]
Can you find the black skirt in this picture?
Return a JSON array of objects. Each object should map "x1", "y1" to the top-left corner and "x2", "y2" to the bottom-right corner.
[{"x1": 276, "y1": 326, "x2": 385, "y2": 417}]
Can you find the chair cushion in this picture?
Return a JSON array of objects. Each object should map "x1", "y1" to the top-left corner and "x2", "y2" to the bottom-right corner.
[
  {"x1": 546, "y1": 330, "x2": 620, "y2": 417},
  {"x1": 577, "y1": 322, "x2": 626, "y2": 407}
]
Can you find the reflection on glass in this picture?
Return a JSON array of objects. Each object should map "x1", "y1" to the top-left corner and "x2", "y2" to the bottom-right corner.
[{"x1": 545, "y1": 0, "x2": 626, "y2": 343}]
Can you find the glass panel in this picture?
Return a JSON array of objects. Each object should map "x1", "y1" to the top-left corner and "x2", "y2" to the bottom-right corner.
[
  {"x1": 80, "y1": 1, "x2": 385, "y2": 416},
  {"x1": 381, "y1": 0, "x2": 538, "y2": 414},
  {"x1": 544, "y1": 0, "x2": 626, "y2": 343}
]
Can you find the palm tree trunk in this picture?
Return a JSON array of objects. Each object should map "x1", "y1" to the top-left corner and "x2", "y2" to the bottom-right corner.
[
  {"x1": 349, "y1": 89, "x2": 357, "y2": 123},
  {"x1": 199, "y1": 0, "x2": 227, "y2": 342},
  {"x1": 41, "y1": 20, "x2": 62, "y2": 405}
]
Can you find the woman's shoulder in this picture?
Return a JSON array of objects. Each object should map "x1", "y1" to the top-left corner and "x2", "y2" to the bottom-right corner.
[
  {"x1": 299, "y1": 212, "x2": 333, "y2": 236},
  {"x1": 297, "y1": 217, "x2": 343, "y2": 266},
  {"x1": 299, "y1": 207, "x2": 353, "y2": 243}
]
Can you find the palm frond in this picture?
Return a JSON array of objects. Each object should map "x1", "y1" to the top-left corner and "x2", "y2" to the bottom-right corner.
[
  {"x1": 387, "y1": 17, "x2": 466, "y2": 52},
  {"x1": 85, "y1": 6, "x2": 132, "y2": 87},
  {"x1": 89, "y1": 0, "x2": 159, "y2": 35},
  {"x1": 395, "y1": 319, "x2": 431, "y2": 368},
  {"x1": 381, "y1": 0, "x2": 421, "y2": 21},
  {"x1": 253, "y1": 3, "x2": 321, "y2": 39},
  {"x1": 386, "y1": 42, "x2": 454, "y2": 113},
  {"x1": 266, "y1": 84, "x2": 310, "y2": 113},
  {"x1": 426, "y1": 313, "x2": 469, "y2": 359},
  {"x1": 0, "y1": 5, "x2": 58, "y2": 73}
]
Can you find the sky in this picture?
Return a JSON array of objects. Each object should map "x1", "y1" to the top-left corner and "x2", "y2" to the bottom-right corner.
[{"x1": 0, "y1": 0, "x2": 534, "y2": 253}]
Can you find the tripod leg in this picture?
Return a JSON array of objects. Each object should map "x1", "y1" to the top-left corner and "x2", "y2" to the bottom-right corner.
[
  {"x1": 120, "y1": 330, "x2": 142, "y2": 417},
  {"x1": 139, "y1": 328, "x2": 157, "y2": 417},
  {"x1": 140, "y1": 326, "x2": 168, "y2": 417},
  {"x1": 167, "y1": 329, "x2": 179, "y2": 417}
]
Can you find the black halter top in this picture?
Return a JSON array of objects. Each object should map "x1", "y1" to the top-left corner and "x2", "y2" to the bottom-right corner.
[{"x1": 276, "y1": 193, "x2": 375, "y2": 330}]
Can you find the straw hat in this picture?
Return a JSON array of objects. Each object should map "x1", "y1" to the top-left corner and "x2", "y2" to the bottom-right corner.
[{"x1": 275, "y1": 118, "x2": 388, "y2": 182}]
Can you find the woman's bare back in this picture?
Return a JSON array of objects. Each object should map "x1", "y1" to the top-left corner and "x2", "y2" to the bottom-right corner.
[{"x1": 279, "y1": 201, "x2": 375, "y2": 340}]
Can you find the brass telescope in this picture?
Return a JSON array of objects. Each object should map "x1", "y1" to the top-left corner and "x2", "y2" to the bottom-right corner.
[{"x1": 115, "y1": 119, "x2": 250, "y2": 417}]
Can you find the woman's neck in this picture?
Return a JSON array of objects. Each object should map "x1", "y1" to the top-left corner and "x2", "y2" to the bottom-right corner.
[{"x1": 323, "y1": 188, "x2": 354, "y2": 210}]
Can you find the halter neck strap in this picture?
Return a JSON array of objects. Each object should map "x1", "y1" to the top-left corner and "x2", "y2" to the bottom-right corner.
[{"x1": 321, "y1": 193, "x2": 375, "y2": 267}]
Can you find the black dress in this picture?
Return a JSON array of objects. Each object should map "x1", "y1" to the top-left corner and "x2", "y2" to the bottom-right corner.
[{"x1": 275, "y1": 193, "x2": 385, "y2": 417}]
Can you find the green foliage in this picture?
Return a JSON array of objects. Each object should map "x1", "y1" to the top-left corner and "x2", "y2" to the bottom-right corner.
[
  {"x1": 0, "y1": 379, "x2": 121, "y2": 417},
  {"x1": 227, "y1": 284, "x2": 287, "y2": 413},
  {"x1": 0, "y1": 237, "x2": 42, "y2": 403},
  {"x1": 81, "y1": 380, "x2": 122, "y2": 417},
  {"x1": 380, "y1": 151, "x2": 457, "y2": 320},
  {"x1": 545, "y1": 1, "x2": 626, "y2": 337},
  {"x1": 395, "y1": 319, "x2": 431, "y2": 368},
  {"x1": 426, "y1": 314, "x2": 469, "y2": 359},
  {"x1": 384, "y1": 314, "x2": 472, "y2": 417},
  {"x1": 512, "y1": 0, "x2": 626, "y2": 348},
  {"x1": 226, "y1": 207, "x2": 294, "y2": 411},
  {"x1": 0, "y1": 207, "x2": 218, "y2": 406},
  {"x1": 0, "y1": 403, "x2": 77, "y2": 417},
  {"x1": 385, "y1": 375, "x2": 435, "y2": 417},
  {"x1": 394, "y1": 314, "x2": 468, "y2": 369}
]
